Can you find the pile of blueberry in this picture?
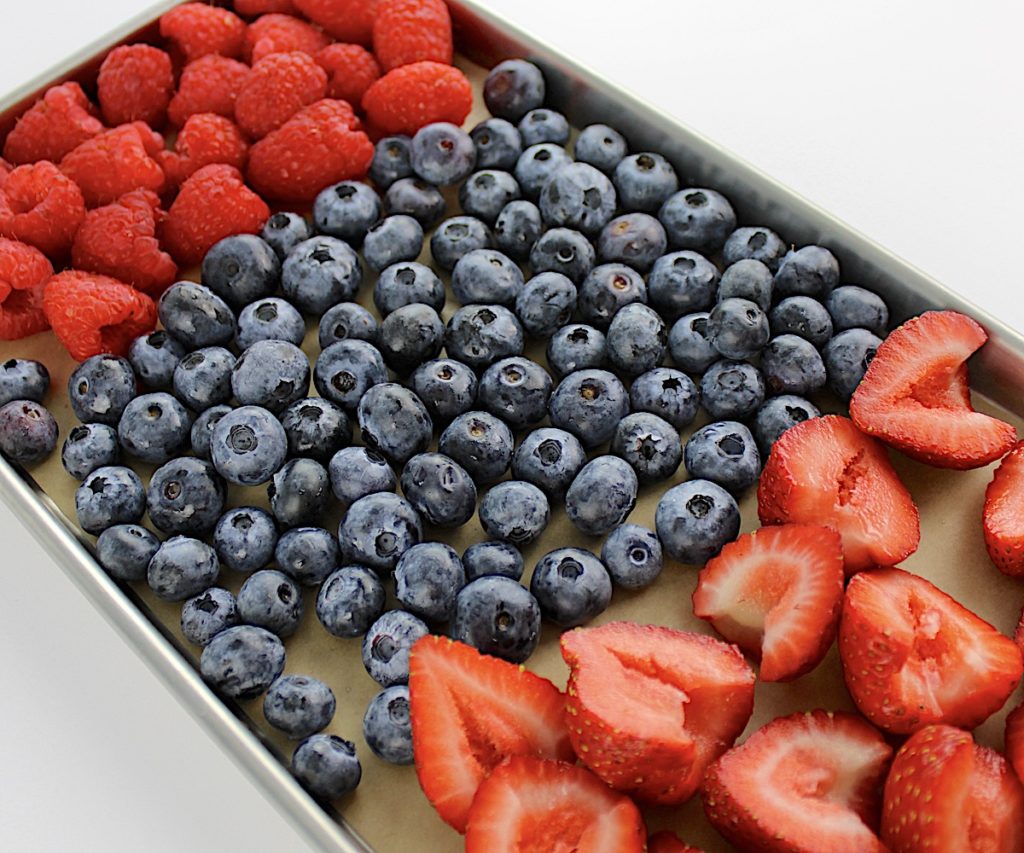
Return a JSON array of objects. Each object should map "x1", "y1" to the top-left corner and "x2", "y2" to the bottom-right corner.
[{"x1": 0, "y1": 57, "x2": 891, "y2": 803}]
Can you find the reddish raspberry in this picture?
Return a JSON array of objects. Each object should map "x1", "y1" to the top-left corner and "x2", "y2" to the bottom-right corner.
[
  {"x1": 160, "y1": 113, "x2": 249, "y2": 186},
  {"x1": 316, "y1": 43, "x2": 381, "y2": 105},
  {"x1": 97, "y1": 44, "x2": 175, "y2": 128},
  {"x1": 234, "y1": 52, "x2": 328, "y2": 140},
  {"x1": 373, "y1": 0, "x2": 452, "y2": 72},
  {"x1": 0, "y1": 159, "x2": 10, "y2": 187},
  {"x1": 0, "y1": 238, "x2": 52, "y2": 340},
  {"x1": 167, "y1": 55, "x2": 251, "y2": 127},
  {"x1": 248, "y1": 99, "x2": 372, "y2": 201},
  {"x1": 60, "y1": 123, "x2": 166, "y2": 208},
  {"x1": 293, "y1": 0, "x2": 378, "y2": 43},
  {"x1": 71, "y1": 191, "x2": 177, "y2": 295},
  {"x1": 2, "y1": 82, "x2": 105, "y2": 166},
  {"x1": 362, "y1": 61, "x2": 472, "y2": 135},
  {"x1": 159, "y1": 3, "x2": 248, "y2": 62},
  {"x1": 0, "y1": 161, "x2": 86, "y2": 257},
  {"x1": 244, "y1": 13, "x2": 330, "y2": 63},
  {"x1": 161, "y1": 164, "x2": 269, "y2": 266},
  {"x1": 235, "y1": 0, "x2": 296, "y2": 14},
  {"x1": 43, "y1": 270, "x2": 157, "y2": 360}
]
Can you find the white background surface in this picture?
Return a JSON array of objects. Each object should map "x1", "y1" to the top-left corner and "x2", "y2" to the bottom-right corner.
[{"x1": 2, "y1": 1, "x2": 1023, "y2": 851}]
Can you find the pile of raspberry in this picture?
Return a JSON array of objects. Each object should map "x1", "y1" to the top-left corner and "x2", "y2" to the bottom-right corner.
[{"x1": 0, "y1": 0, "x2": 471, "y2": 360}]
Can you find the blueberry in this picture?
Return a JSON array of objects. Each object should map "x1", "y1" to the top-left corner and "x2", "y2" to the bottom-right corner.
[
  {"x1": 722, "y1": 226, "x2": 787, "y2": 272},
  {"x1": 606, "y1": 303, "x2": 667, "y2": 377},
  {"x1": 684, "y1": 421, "x2": 761, "y2": 493},
  {"x1": 147, "y1": 535, "x2": 220, "y2": 602},
  {"x1": 548, "y1": 369, "x2": 629, "y2": 448},
  {"x1": 261, "y1": 211, "x2": 313, "y2": 260},
  {"x1": 530, "y1": 548, "x2": 612, "y2": 627},
  {"x1": 478, "y1": 357, "x2": 553, "y2": 430},
  {"x1": 318, "y1": 302, "x2": 379, "y2": 348},
  {"x1": 158, "y1": 281, "x2": 236, "y2": 348},
  {"x1": 444, "y1": 304, "x2": 524, "y2": 370},
  {"x1": 384, "y1": 177, "x2": 446, "y2": 228},
  {"x1": 201, "y1": 623, "x2": 285, "y2": 701},
  {"x1": 173, "y1": 347, "x2": 235, "y2": 411},
  {"x1": 611, "y1": 412, "x2": 682, "y2": 484},
  {"x1": 514, "y1": 143, "x2": 572, "y2": 201},
  {"x1": 0, "y1": 358, "x2": 48, "y2": 406},
  {"x1": 363, "y1": 685, "x2": 413, "y2": 765},
  {"x1": 231, "y1": 339, "x2": 309, "y2": 415},
  {"x1": 75, "y1": 465, "x2": 145, "y2": 534},
  {"x1": 201, "y1": 234, "x2": 280, "y2": 309},
  {"x1": 469, "y1": 118, "x2": 523, "y2": 171},
  {"x1": 577, "y1": 263, "x2": 647, "y2": 329},
  {"x1": 400, "y1": 452, "x2": 477, "y2": 528},
  {"x1": 339, "y1": 492, "x2": 422, "y2": 571},
  {"x1": 268, "y1": 458, "x2": 330, "y2": 527},
  {"x1": 452, "y1": 250, "x2": 525, "y2": 310},
  {"x1": 484, "y1": 59, "x2": 546, "y2": 122},
  {"x1": 546, "y1": 323, "x2": 607, "y2": 379},
  {"x1": 313, "y1": 340, "x2": 387, "y2": 412},
  {"x1": 769, "y1": 296, "x2": 833, "y2": 348},
  {"x1": 658, "y1": 187, "x2": 737, "y2": 254},
  {"x1": 700, "y1": 360, "x2": 766, "y2": 420},
  {"x1": 718, "y1": 259, "x2": 773, "y2": 310},
  {"x1": 409, "y1": 358, "x2": 478, "y2": 424},
  {"x1": 511, "y1": 427, "x2": 586, "y2": 496},
  {"x1": 565, "y1": 456, "x2": 638, "y2": 536},
  {"x1": 147, "y1": 456, "x2": 226, "y2": 535},
  {"x1": 292, "y1": 735, "x2": 361, "y2": 800},
  {"x1": 430, "y1": 215, "x2": 493, "y2": 272},
  {"x1": 518, "y1": 108, "x2": 569, "y2": 146},
  {"x1": 362, "y1": 610, "x2": 429, "y2": 686},
  {"x1": 514, "y1": 271, "x2": 576, "y2": 338},
  {"x1": 452, "y1": 576, "x2": 541, "y2": 663},
  {"x1": 574, "y1": 123, "x2": 628, "y2": 175},
  {"x1": 95, "y1": 523, "x2": 159, "y2": 582},
  {"x1": 210, "y1": 405, "x2": 287, "y2": 486},
  {"x1": 539, "y1": 161, "x2": 616, "y2": 235},
  {"x1": 328, "y1": 446, "x2": 397, "y2": 513},
  {"x1": 181, "y1": 587, "x2": 239, "y2": 646},
  {"x1": 656, "y1": 480, "x2": 740, "y2": 564},
  {"x1": 774, "y1": 245, "x2": 840, "y2": 299},
  {"x1": 312, "y1": 181, "x2": 381, "y2": 245},
  {"x1": 753, "y1": 395, "x2": 821, "y2": 456},
  {"x1": 214, "y1": 506, "x2": 277, "y2": 574},
  {"x1": 601, "y1": 524, "x2": 662, "y2": 590},
  {"x1": 761, "y1": 334, "x2": 827, "y2": 396},
  {"x1": 394, "y1": 541, "x2": 465, "y2": 622},
  {"x1": 708, "y1": 298, "x2": 770, "y2": 360},
  {"x1": 282, "y1": 236, "x2": 362, "y2": 315},
  {"x1": 438, "y1": 411, "x2": 514, "y2": 484},
  {"x1": 479, "y1": 480, "x2": 549, "y2": 545},
  {"x1": 493, "y1": 199, "x2": 542, "y2": 261},
  {"x1": 357, "y1": 383, "x2": 432, "y2": 466},
  {"x1": 369, "y1": 135, "x2": 414, "y2": 189},
  {"x1": 236, "y1": 298, "x2": 306, "y2": 349},
  {"x1": 61, "y1": 423, "x2": 119, "y2": 480},
  {"x1": 128, "y1": 332, "x2": 186, "y2": 390},
  {"x1": 67, "y1": 355, "x2": 135, "y2": 426},
  {"x1": 597, "y1": 212, "x2": 667, "y2": 273},
  {"x1": 826, "y1": 286, "x2": 888, "y2": 337},
  {"x1": 823, "y1": 328, "x2": 882, "y2": 402},
  {"x1": 373, "y1": 261, "x2": 445, "y2": 316},
  {"x1": 316, "y1": 566, "x2": 385, "y2": 638},
  {"x1": 237, "y1": 569, "x2": 304, "y2": 638},
  {"x1": 264, "y1": 675, "x2": 336, "y2": 740},
  {"x1": 528, "y1": 226, "x2": 594, "y2": 283},
  {"x1": 668, "y1": 312, "x2": 718, "y2": 373},
  {"x1": 378, "y1": 303, "x2": 444, "y2": 375},
  {"x1": 280, "y1": 397, "x2": 351, "y2": 463},
  {"x1": 362, "y1": 214, "x2": 424, "y2": 272},
  {"x1": 190, "y1": 404, "x2": 232, "y2": 460},
  {"x1": 410, "y1": 122, "x2": 476, "y2": 186},
  {"x1": 629, "y1": 367, "x2": 700, "y2": 430},
  {"x1": 462, "y1": 541, "x2": 524, "y2": 582},
  {"x1": 614, "y1": 152, "x2": 679, "y2": 213},
  {"x1": 459, "y1": 170, "x2": 521, "y2": 224},
  {"x1": 648, "y1": 251, "x2": 720, "y2": 320},
  {"x1": 275, "y1": 526, "x2": 339, "y2": 586}
]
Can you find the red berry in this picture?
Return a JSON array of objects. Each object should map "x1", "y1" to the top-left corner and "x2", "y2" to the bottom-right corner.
[
  {"x1": 2, "y1": 82, "x2": 104, "y2": 166},
  {"x1": 159, "y1": 3, "x2": 248, "y2": 62},
  {"x1": 316, "y1": 43, "x2": 381, "y2": 105},
  {"x1": 97, "y1": 44, "x2": 175, "y2": 127},
  {"x1": 234, "y1": 0, "x2": 297, "y2": 14},
  {"x1": 292, "y1": 0, "x2": 378, "y2": 43},
  {"x1": 43, "y1": 270, "x2": 157, "y2": 360},
  {"x1": 373, "y1": 0, "x2": 452, "y2": 72},
  {"x1": 362, "y1": 61, "x2": 472, "y2": 135},
  {"x1": 60, "y1": 123, "x2": 167, "y2": 208},
  {"x1": 0, "y1": 238, "x2": 52, "y2": 340},
  {"x1": 0, "y1": 161, "x2": 86, "y2": 257},
  {"x1": 160, "y1": 113, "x2": 248, "y2": 186},
  {"x1": 167, "y1": 55, "x2": 251, "y2": 128},
  {"x1": 244, "y1": 13, "x2": 329, "y2": 64},
  {"x1": 0, "y1": 159, "x2": 11, "y2": 187},
  {"x1": 247, "y1": 99, "x2": 372, "y2": 201},
  {"x1": 234, "y1": 51, "x2": 328, "y2": 139},
  {"x1": 161, "y1": 164, "x2": 269, "y2": 266},
  {"x1": 71, "y1": 190, "x2": 177, "y2": 295}
]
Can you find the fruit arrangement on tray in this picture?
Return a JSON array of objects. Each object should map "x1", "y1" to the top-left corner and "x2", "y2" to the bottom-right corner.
[{"x1": 2, "y1": 1, "x2": 1024, "y2": 851}]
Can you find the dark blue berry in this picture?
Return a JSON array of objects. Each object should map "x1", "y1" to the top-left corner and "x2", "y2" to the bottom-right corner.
[
  {"x1": 614, "y1": 152, "x2": 679, "y2": 213},
  {"x1": 394, "y1": 541, "x2": 465, "y2": 622},
  {"x1": 774, "y1": 245, "x2": 840, "y2": 299},
  {"x1": 708, "y1": 298, "x2": 770, "y2": 360},
  {"x1": 357, "y1": 383, "x2": 432, "y2": 465},
  {"x1": 668, "y1": 312, "x2": 718, "y2": 373},
  {"x1": 236, "y1": 297, "x2": 306, "y2": 348},
  {"x1": 362, "y1": 214, "x2": 424, "y2": 272},
  {"x1": 379, "y1": 303, "x2": 444, "y2": 375},
  {"x1": 61, "y1": 422, "x2": 119, "y2": 480},
  {"x1": 209, "y1": 405, "x2": 287, "y2": 486},
  {"x1": 269, "y1": 458, "x2": 330, "y2": 527},
  {"x1": 282, "y1": 236, "x2": 362, "y2": 315},
  {"x1": 190, "y1": 404, "x2": 232, "y2": 461},
  {"x1": 201, "y1": 234, "x2": 280, "y2": 309},
  {"x1": 128, "y1": 331, "x2": 185, "y2": 390},
  {"x1": 478, "y1": 356, "x2": 552, "y2": 430},
  {"x1": 158, "y1": 281, "x2": 235, "y2": 348},
  {"x1": 493, "y1": 199, "x2": 542, "y2": 261},
  {"x1": 514, "y1": 143, "x2": 571, "y2": 201},
  {"x1": 369, "y1": 135, "x2": 413, "y2": 189},
  {"x1": 264, "y1": 675, "x2": 335, "y2": 740},
  {"x1": 362, "y1": 610, "x2": 429, "y2": 686},
  {"x1": 384, "y1": 177, "x2": 446, "y2": 228},
  {"x1": 438, "y1": 411, "x2": 514, "y2": 484},
  {"x1": 261, "y1": 211, "x2": 313, "y2": 260},
  {"x1": 459, "y1": 170, "x2": 521, "y2": 224},
  {"x1": 181, "y1": 587, "x2": 238, "y2": 646},
  {"x1": 444, "y1": 304, "x2": 524, "y2": 370},
  {"x1": 95, "y1": 523, "x2": 159, "y2": 582},
  {"x1": 655, "y1": 480, "x2": 740, "y2": 565},
  {"x1": 597, "y1": 212, "x2": 667, "y2": 272},
  {"x1": 530, "y1": 548, "x2": 612, "y2": 627},
  {"x1": 718, "y1": 259, "x2": 773, "y2": 310},
  {"x1": 411, "y1": 122, "x2": 476, "y2": 186},
  {"x1": 328, "y1": 446, "x2": 396, "y2": 513},
  {"x1": 753, "y1": 395, "x2": 821, "y2": 456},
  {"x1": 462, "y1": 541, "x2": 524, "y2": 582},
  {"x1": 684, "y1": 421, "x2": 761, "y2": 494},
  {"x1": 483, "y1": 59, "x2": 546, "y2": 122},
  {"x1": 280, "y1": 397, "x2": 351, "y2": 464},
  {"x1": 722, "y1": 226, "x2": 787, "y2": 272},
  {"x1": 611, "y1": 411, "x2": 682, "y2": 484},
  {"x1": 292, "y1": 735, "x2": 361, "y2": 799},
  {"x1": 518, "y1": 108, "x2": 569, "y2": 146},
  {"x1": 313, "y1": 181, "x2": 380, "y2": 245},
  {"x1": 761, "y1": 334, "x2": 827, "y2": 396},
  {"x1": 67, "y1": 355, "x2": 135, "y2": 426},
  {"x1": 75, "y1": 465, "x2": 145, "y2": 534},
  {"x1": 275, "y1": 526, "x2": 339, "y2": 586},
  {"x1": 574, "y1": 123, "x2": 628, "y2": 175},
  {"x1": 214, "y1": 506, "x2": 277, "y2": 574},
  {"x1": 548, "y1": 368, "x2": 629, "y2": 448},
  {"x1": 514, "y1": 271, "x2": 576, "y2": 338},
  {"x1": 546, "y1": 323, "x2": 606, "y2": 378},
  {"x1": 200, "y1": 624, "x2": 284, "y2": 700},
  {"x1": 430, "y1": 215, "x2": 493, "y2": 272},
  {"x1": 373, "y1": 261, "x2": 445, "y2": 316},
  {"x1": 316, "y1": 566, "x2": 385, "y2": 638},
  {"x1": 565, "y1": 456, "x2": 638, "y2": 536},
  {"x1": 173, "y1": 346, "x2": 235, "y2": 411},
  {"x1": 528, "y1": 226, "x2": 594, "y2": 283},
  {"x1": 400, "y1": 452, "x2": 477, "y2": 528},
  {"x1": 479, "y1": 480, "x2": 549, "y2": 545},
  {"x1": 452, "y1": 576, "x2": 540, "y2": 663},
  {"x1": 451, "y1": 249, "x2": 523, "y2": 307},
  {"x1": 147, "y1": 456, "x2": 225, "y2": 535},
  {"x1": 658, "y1": 187, "x2": 736, "y2": 254},
  {"x1": 318, "y1": 301, "x2": 379, "y2": 348},
  {"x1": 363, "y1": 686, "x2": 413, "y2": 765},
  {"x1": 469, "y1": 118, "x2": 523, "y2": 171},
  {"x1": 409, "y1": 358, "x2": 478, "y2": 424},
  {"x1": 0, "y1": 358, "x2": 48, "y2": 406},
  {"x1": 231, "y1": 339, "x2": 309, "y2": 414},
  {"x1": 577, "y1": 263, "x2": 647, "y2": 329},
  {"x1": 237, "y1": 569, "x2": 304, "y2": 638},
  {"x1": 606, "y1": 303, "x2": 666, "y2": 376},
  {"x1": 539, "y1": 161, "x2": 616, "y2": 234},
  {"x1": 823, "y1": 328, "x2": 882, "y2": 402},
  {"x1": 769, "y1": 296, "x2": 834, "y2": 348},
  {"x1": 629, "y1": 367, "x2": 700, "y2": 430},
  {"x1": 338, "y1": 492, "x2": 422, "y2": 571},
  {"x1": 511, "y1": 427, "x2": 586, "y2": 496},
  {"x1": 826, "y1": 286, "x2": 888, "y2": 337},
  {"x1": 601, "y1": 524, "x2": 662, "y2": 590},
  {"x1": 313, "y1": 340, "x2": 387, "y2": 412},
  {"x1": 647, "y1": 251, "x2": 719, "y2": 320},
  {"x1": 700, "y1": 360, "x2": 766, "y2": 420},
  {"x1": 147, "y1": 535, "x2": 219, "y2": 602}
]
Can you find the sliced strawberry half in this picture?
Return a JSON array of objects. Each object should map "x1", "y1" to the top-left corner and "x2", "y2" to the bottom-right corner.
[
  {"x1": 464, "y1": 756, "x2": 645, "y2": 853},
  {"x1": 757, "y1": 414, "x2": 920, "y2": 574},
  {"x1": 1007, "y1": 702, "x2": 1024, "y2": 785},
  {"x1": 702, "y1": 709, "x2": 892, "y2": 852},
  {"x1": 560, "y1": 621, "x2": 755, "y2": 805},
  {"x1": 647, "y1": 830, "x2": 703, "y2": 853},
  {"x1": 850, "y1": 310, "x2": 1017, "y2": 468},
  {"x1": 882, "y1": 724, "x2": 1024, "y2": 852},
  {"x1": 839, "y1": 567, "x2": 1023, "y2": 735},
  {"x1": 692, "y1": 523, "x2": 844, "y2": 681},
  {"x1": 983, "y1": 440, "x2": 1024, "y2": 576},
  {"x1": 408, "y1": 636, "x2": 574, "y2": 833}
]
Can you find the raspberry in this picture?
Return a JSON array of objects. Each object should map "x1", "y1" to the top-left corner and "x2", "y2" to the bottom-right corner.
[
  {"x1": 159, "y1": 3, "x2": 248, "y2": 62},
  {"x1": 248, "y1": 99, "x2": 372, "y2": 201},
  {"x1": 235, "y1": 0, "x2": 297, "y2": 14},
  {"x1": 244, "y1": 13, "x2": 330, "y2": 64},
  {"x1": 161, "y1": 164, "x2": 270, "y2": 266},
  {"x1": 293, "y1": 0, "x2": 378, "y2": 43},
  {"x1": 373, "y1": 0, "x2": 452, "y2": 72},
  {"x1": 71, "y1": 191, "x2": 177, "y2": 295},
  {"x1": 0, "y1": 238, "x2": 52, "y2": 340},
  {"x1": 43, "y1": 270, "x2": 158, "y2": 360},
  {"x1": 167, "y1": 55, "x2": 251, "y2": 127},
  {"x1": 60, "y1": 123, "x2": 167, "y2": 208},
  {"x1": 2, "y1": 82, "x2": 105, "y2": 166},
  {"x1": 0, "y1": 161, "x2": 87, "y2": 257},
  {"x1": 362, "y1": 61, "x2": 472, "y2": 135},
  {"x1": 97, "y1": 44, "x2": 175, "y2": 127},
  {"x1": 316, "y1": 44, "x2": 381, "y2": 105},
  {"x1": 235, "y1": 51, "x2": 328, "y2": 139},
  {"x1": 160, "y1": 113, "x2": 249, "y2": 186},
  {"x1": 0, "y1": 159, "x2": 10, "y2": 187}
]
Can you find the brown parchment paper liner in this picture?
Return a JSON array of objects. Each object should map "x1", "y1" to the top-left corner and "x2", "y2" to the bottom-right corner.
[{"x1": 4, "y1": 55, "x2": 1023, "y2": 853}]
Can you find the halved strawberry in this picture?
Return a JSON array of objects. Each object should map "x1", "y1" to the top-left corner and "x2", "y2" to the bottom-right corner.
[
  {"x1": 692, "y1": 523, "x2": 844, "y2": 681},
  {"x1": 1008, "y1": 702, "x2": 1024, "y2": 785},
  {"x1": 464, "y1": 756, "x2": 645, "y2": 853},
  {"x1": 850, "y1": 310, "x2": 1017, "y2": 468},
  {"x1": 757, "y1": 414, "x2": 920, "y2": 574},
  {"x1": 839, "y1": 567, "x2": 1023, "y2": 735},
  {"x1": 560, "y1": 621, "x2": 755, "y2": 805},
  {"x1": 881, "y1": 724, "x2": 1024, "y2": 852},
  {"x1": 647, "y1": 830, "x2": 703, "y2": 853},
  {"x1": 983, "y1": 440, "x2": 1024, "y2": 576},
  {"x1": 408, "y1": 636, "x2": 574, "y2": 833},
  {"x1": 702, "y1": 709, "x2": 892, "y2": 852}
]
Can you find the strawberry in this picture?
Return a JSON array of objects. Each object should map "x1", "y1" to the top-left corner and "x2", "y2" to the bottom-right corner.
[
  {"x1": 839, "y1": 567, "x2": 1023, "y2": 735},
  {"x1": 702, "y1": 710, "x2": 892, "y2": 853},
  {"x1": 647, "y1": 830, "x2": 703, "y2": 853},
  {"x1": 560, "y1": 621, "x2": 755, "y2": 805},
  {"x1": 463, "y1": 756, "x2": 645, "y2": 853},
  {"x1": 983, "y1": 440, "x2": 1024, "y2": 576},
  {"x1": 881, "y1": 724, "x2": 1024, "y2": 852},
  {"x1": 407, "y1": 636, "x2": 574, "y2": 833},
  {"x1": 1016, "y1": 604, "x2": 1024, "y2": 655},
  {"x1": 850, "y1": 310, "x2": 1017, "y2": 468},
  {"x1": 757, "y1": 414, "x2": 920, "y2": 574},
  {"x1": 1008, "y1": 702, "x2": 1024, "y2": 785},
  {"x1": 692, "y1": 523, "x2": 844, "y2": 681}
]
